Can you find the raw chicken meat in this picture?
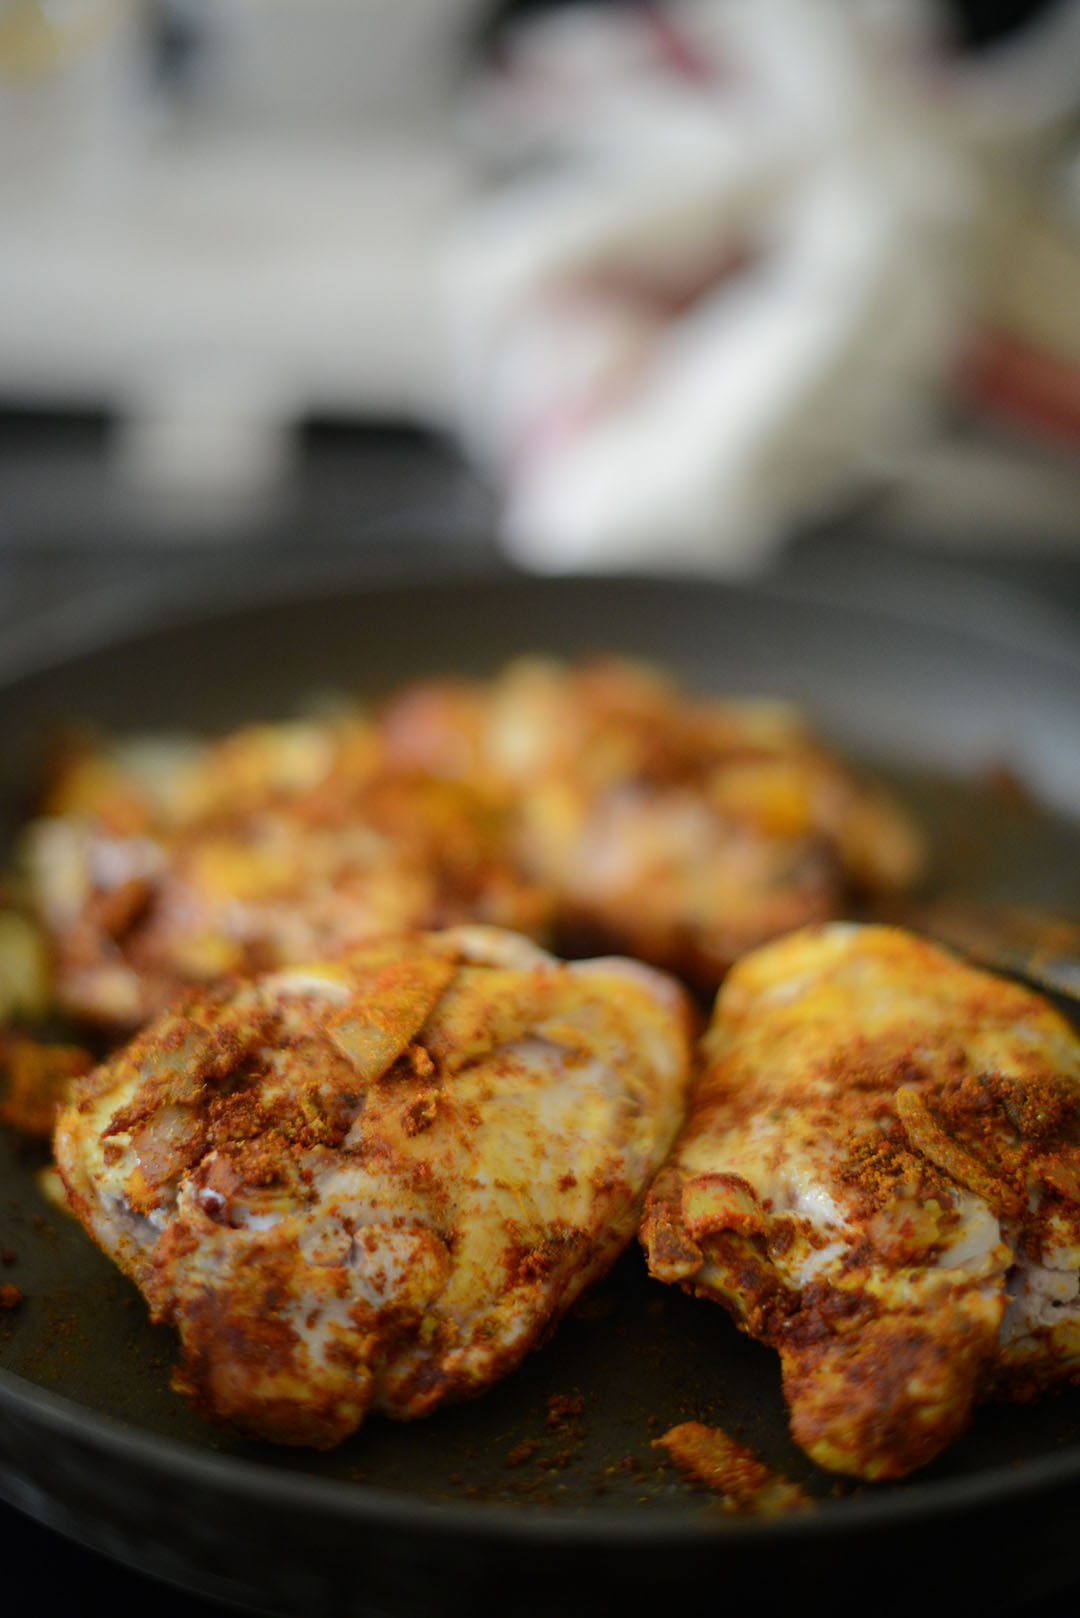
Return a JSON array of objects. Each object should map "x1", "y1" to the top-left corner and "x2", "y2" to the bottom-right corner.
[
  {"x1": 379, "y1": 656, "x2": 923, "y2": 992},
  {"x1": 642, "y1": 923, "x2": 1080, "y2": 1478},
  {"x1": 56, "y1": 925, "x2": 695, "y2": 1447},
  {"x1": 24, "y1": 716, "x2": 551, "y2": 1027}
]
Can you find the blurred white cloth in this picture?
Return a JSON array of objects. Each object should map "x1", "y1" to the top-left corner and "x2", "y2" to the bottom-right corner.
[{"x1": 445, "y1": 0, "x2": 977, "y2": 573}]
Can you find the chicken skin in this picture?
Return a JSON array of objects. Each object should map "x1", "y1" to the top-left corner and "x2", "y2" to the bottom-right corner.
[
  {"x1": 24, "y1": 717, "x2": 552, "y2": 1027},
  {"x1": 641, "y1": 923, "x2": 1080, "y2": 1480},
  {"x1": 55, "y1": 926, "x2": 695, "y2": 1447},
  {"x1": 379, "y1": 657, "x2": 924, "y2": 992}
]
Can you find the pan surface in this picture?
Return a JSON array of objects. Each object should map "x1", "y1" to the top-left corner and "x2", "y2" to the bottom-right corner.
[{"x1": 4, "y1": 569, "x2": 1080, "y2": 1617}]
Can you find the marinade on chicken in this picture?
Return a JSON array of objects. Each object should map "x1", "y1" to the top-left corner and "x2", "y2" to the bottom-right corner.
[
  {"x1": 379, "y1": 657, "x2": 924, "y2": 991},
  {"x1": 23, "y1": 716, "x2": 552, "y2": 1027},
  {"x1": 22, "y1": 659, "x2": 923, "y2": 1024},
  {"x1": 55, "y1": 925, "x2": 695, "y2": 1447},
  {"x1": 641, "y1": 923, "x2": 1080, "y2": 1480}
]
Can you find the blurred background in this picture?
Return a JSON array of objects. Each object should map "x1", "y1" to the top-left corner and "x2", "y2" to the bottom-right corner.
[{"x1": 0, "y1": 0, "x2": 1079, "y2": 611}]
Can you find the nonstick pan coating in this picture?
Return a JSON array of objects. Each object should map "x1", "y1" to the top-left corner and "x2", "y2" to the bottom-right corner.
[{"x1": 4, "y1": 570, "x2": 1080, "y2": 1618}]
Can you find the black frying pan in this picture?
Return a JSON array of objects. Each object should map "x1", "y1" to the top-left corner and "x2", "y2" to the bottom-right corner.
[{"x1": 4, "y1": 569, "x2": 1080, "y2": 1618}]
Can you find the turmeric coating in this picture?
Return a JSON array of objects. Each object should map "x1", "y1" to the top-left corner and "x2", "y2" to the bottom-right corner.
[
  {"x1": 641, "y1": 923, "x2": 1080, "y2": 1480},
  {"x1": 55, "y1": 926, "x2": 695, "y2": 1447}
]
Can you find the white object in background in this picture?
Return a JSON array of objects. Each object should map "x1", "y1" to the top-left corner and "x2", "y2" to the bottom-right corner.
[
  {"x1": 446, "y1": 0, "x2": 974, "y2": 574},
  {"x1": 187, "y1": 0, "x2": 475, "y2": 135},
  {"x1": 0, "y1": 0, "x2": 484, "y2": 522},
  {"x1": 0, "y1": 134, "x2": 473, "y2": 514},
  {"x1": 110, "y1": 371, "x2": 298, "y2": 532},
  {"x1": 0, "y1": 0, "x2": 145, "y2": 189}
]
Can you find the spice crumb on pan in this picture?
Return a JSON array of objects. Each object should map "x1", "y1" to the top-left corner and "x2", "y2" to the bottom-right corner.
[
  {"x1": 0, "y1": 1284, "x2": 23, "y2": 1310},
  {"x1": 545, "y1": 1391, "x2": 585, "y2": 1431},
  {"x1": 504, "y1": 1439, "x2": 541, "y2": 1468},
  {"x1": 0, "y1": 1037, "x2": 93, "y2": 1140},
  {"x1": 655, "y1": 1421, "x2": 811, "y2": 1516}
]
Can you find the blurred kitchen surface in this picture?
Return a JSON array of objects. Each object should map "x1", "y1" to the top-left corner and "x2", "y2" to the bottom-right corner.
[{"x1": 0, "y1": 0, "x2": 1078, "y2": 618}]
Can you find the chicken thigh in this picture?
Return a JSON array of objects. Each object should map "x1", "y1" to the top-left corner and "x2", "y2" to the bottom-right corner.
[
  {"x1": 641, "y1": 923, "x2": 1080, "y2": 1479},
  {"x1": 24, "y1": 659, "x2": 922, "y2": 1024},
  {"x1": 55, "y1": 925, "x2": 695, "y2": 1447},
  {"x1": 379, "y1": 657, "x2": 924, "y2": 991},
  {"x1": 24, "y1": 716, "x2": 551, "y2": 1027}
]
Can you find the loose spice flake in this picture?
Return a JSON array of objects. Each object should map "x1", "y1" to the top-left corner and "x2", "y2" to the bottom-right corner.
[
  {"x1": 655, "y1": 1421, "x2": 811, "y2": 1517},
  {"x1": 504, "y1": 1439, "x2": 540, "y2": 1468},
  {"x1": 545, "y1": 1391, "x2": 584, "y2": 1431},
  {"x1": 0, "y1": 1038, "x2": 93, "y2": 1140}
]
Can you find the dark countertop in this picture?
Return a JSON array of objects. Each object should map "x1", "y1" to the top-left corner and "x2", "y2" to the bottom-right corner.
[{"x1": 2, "y1": 411, "x2": 1080, "y2": 1617}]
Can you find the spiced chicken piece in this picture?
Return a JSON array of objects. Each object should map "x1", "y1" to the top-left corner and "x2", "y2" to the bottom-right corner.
[
  {"x1": 24, "y1": 717, "x2": 552, "y2": 1028},
  {"x1": 379, "y1": 657, "x2": 923, "y2": 992},
  {"x1": 641, "y1": 923, "x2": 1080, "y2": 1480},
  {"x1": 55, "y1": 926, "x2": 695, "y2": 1447}
]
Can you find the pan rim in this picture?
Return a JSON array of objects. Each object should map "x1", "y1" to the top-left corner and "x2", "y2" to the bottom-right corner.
[
  {"x1": 2, "y1": 555, "x2": 1080, "y2": 703},
  {"x1": 5, "y1": 558, "x2": 1080, "y2": 1545},
  {"x1": 4, "y1": 1359, "x2": 1080, "y2": 1544}
]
